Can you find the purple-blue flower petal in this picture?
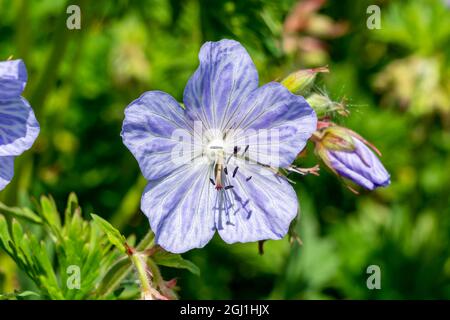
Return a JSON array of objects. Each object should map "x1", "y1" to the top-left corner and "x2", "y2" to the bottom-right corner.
[
  {"x1": 0, "y1": 156, "x2": 14, "y2": 191},
  {"x1": 141, "y1": 161, "x2": 216, "y2": 253},
  {"x1": 230, "y1": 82, "x2": 317, "y2": 168},
  {"x1": 0, "y1": 98, "x2": 40, "y2": 157},
  {"x1": 121, "y1": 91, "x2": 197, "y2": 181},
  {"x1": 0, "y1": 60, "x2": 27, "y2": 99},
  {"x1": 183, "y1": 39, "x2": 259, "y2": 130},
  {"x1": 328, "y1": 139, "x2": 390, "y2": 190},
  {"x1": 217, "y1": 159, "x2": 298, "y2": 244}
]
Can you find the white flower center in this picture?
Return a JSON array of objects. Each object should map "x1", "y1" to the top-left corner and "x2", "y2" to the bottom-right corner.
[{"x1": 205, "y1": 138, "x2": 226, "y2": 164}]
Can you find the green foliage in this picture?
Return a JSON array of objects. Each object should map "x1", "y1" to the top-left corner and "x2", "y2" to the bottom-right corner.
[
  {"x1": 0, "y1": 194, "x2": 114, "y2": 299},
  {"x1": 0, "y1": 194, "x2": 199, "y2": 299},
  {"x1": 373, "y1": 0, "x2": 450, "y2": 54},
  {"x1": 152, "y1": 250, "x2": 201, "y2": 276},
  {"x1": 0, "y1": 291, "x2": 40, "y2": 300},
  {"x1": 91, "y1": 214, "x2": 127, "y2": 254}
]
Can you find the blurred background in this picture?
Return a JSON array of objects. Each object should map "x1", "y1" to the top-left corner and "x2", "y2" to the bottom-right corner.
[{"x1": 1, "y1": 0, "x2": 449, "y2": 299}]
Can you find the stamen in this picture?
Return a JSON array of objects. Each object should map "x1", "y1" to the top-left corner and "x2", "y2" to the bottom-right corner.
[
  {"x1": 233, "y1": 166, "x2": 239, "y2": 178},
  {"x1": 215, "y1": 162, "x2": 224, "y2": 191},
  {"x1": 246, "y1": 176, "x2": 252, "y2": 182},
  {"x1": 209, "y1": 178, "x2": 215, "y2": 186},
  {"x1": 224, "y1": 185, "x2": 234, "y2": 190}
]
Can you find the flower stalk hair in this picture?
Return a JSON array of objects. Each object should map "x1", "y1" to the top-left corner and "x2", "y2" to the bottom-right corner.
[{"x1": 0, "y1": 59, "x2": 40, "y2": 191}]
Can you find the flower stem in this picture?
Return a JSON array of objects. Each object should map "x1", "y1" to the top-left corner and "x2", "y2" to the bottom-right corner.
[{"x1": 128, "y1": 248, "x2": 153, "y2": 300}]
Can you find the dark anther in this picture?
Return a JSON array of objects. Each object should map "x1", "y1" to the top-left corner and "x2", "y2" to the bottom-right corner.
[
  {"x1": 233, "y1": 146, "x2": 239, "y2": 155},
  {"x1": 233, "y1": 166, "x2": 239, "y2": 178},
  {"x1": 224, "y1": 167, "x2": 228, "y2": 175},
  {"x1": 243, "y1": 145, "x2": 249, "y2": 154},
  {"x1": 224, "y1": 185, "x2": 234, "y2": 190},
  {"x1": 246, "y1": 176, "x2": 252, "y2": 182},
  {"x1": 209, "y1": 178, "x2": 215, "y2": 186}
]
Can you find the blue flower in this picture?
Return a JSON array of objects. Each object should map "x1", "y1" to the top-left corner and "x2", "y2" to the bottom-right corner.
[
  {"x1": 121, "y1": 40, "x2": 317, "y2": 253},
  {"x1": 0, "y1": 59, "x2": 40, "y2": 190}
]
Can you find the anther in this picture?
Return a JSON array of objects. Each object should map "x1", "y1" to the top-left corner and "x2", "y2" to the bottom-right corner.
[
  {"x1": 224, "y1": 167, "x2": 228, "y2": 175},
  {"x1": 224, "y1": 185, "x2": 234, "y2": 190},
  {"x1": 246, "y1": 176, "x2": 252, "y2": 182},
  {"x1": 233, "y1": 166, "x2": 239, "y2": 178},
  {"x1": 209, "y1": 178, "x2": 215, "y2": 186},
  {"x1": 243, "y1": 145, "x2": 249, "y2": 154}
]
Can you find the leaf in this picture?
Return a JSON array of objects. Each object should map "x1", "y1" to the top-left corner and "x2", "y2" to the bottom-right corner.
[
  {"x1": 64, "y1": 192, "x2": 80, "y2": 222},
  {"x1": 0, "y1": 214, "x2": 13, "y2": 253},
  {"x1": 152, "y1": 250, "x2": 200, "y2": 276},
  {"x1": 0, "y1": 201, "x2": 42, "y2": 224},
  {"x1": 96, "y1": 257, "x2": 133, "y2": 298},
  {"x1": 136, "y1": 230, "x2": 155, "y2": 251},
  {"x1": 0, "y1": 291, "x2": 40, "y2": 300},
  {"x1": 91, "y1": 214, "x2": 126, "y2": 253},
  {"x1": 15, "y1": 291, "x2": 40, "y2": 300},
  {"x1": 40, "y1": 196, "x2": 62, "y2": 231},
  {"x1": 11, "y1": 219, "x2": 24, "y2": 246}
]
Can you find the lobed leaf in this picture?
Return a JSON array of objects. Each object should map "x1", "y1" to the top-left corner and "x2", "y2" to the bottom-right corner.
[
  {"x1": 91, "y1": 214, "x2": 127, "y2": 253},
  {"x1": 152, "y1": 250, "x2": 200, "y2": 276}
]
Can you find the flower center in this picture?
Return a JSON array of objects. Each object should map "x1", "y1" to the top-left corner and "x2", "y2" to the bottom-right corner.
[
  {"x1": 205, "y1": 137, "x2": 252, "y2": 192},
  {"x1": 205, "y1": 138, "x2": 226, "y2": 163}
]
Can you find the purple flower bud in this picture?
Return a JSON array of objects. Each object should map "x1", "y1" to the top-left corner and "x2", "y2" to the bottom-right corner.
[
  {"x1": 314, "y1": 124, "x2": 390, "y2": 190},
  {"x1": 327, "y1": 138, "x2": 390, "y2": 190}
]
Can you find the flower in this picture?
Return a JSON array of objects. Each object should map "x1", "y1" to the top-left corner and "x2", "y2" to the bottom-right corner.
[
  {"x1": 121, "y1": 39, "x2": 317, "y2": 253},
  {"x1": 0, "y1": 59, "x2": 40, "y2": 191},
  {"x1": 313, "y1": 123, "x2": 390, "y2": 190}
]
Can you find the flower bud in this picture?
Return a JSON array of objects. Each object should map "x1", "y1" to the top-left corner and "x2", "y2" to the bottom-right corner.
[
  {"x1": 314, "y1": 124, "x2": 390, "y2": 190},
  {"x1": 306, "y1": 93, "x2": 349, "y2": 118},
  {"x1": 281, "y1": 66, "x2": 328, "y2": 95}
]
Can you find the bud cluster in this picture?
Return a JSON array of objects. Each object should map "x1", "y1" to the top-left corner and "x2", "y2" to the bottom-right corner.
[{"x1": 280, "y1": 67, "x2": 390, "y2": 191}]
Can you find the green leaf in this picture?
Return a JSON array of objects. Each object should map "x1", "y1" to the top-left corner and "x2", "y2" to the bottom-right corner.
[
  {"x1": 0, "y1": 214, "x2": 12, "y2": 253},
  {"x1": 40, "y1": 196, "x2": 62, "y2": 231},
  {"x1": 64, "y1": 192, "x2": 80, "y2": 221},
  {"x1": 0, "y1": 201, "x2": 42, "y2": 224},
  {"x1": 91, "y1": 214, "x2": 126, "y2": 253},
  {"x1": 0, "y1": 291, "x2": 40, "y2": 300},
  {"x1": 15, "y1": 291, "x2": 40, "y2": 300},
  {"x1": 136, "y1": 230, "x2": 155, "y2": 251},
  {"x1": 11, "y1": 219, "x2": 24, "y2": 246},
  {"x1": 96, "y1": 257, "x2": 133, "y2": 298},
  {"x1": 152, "y1": 250, "x2": 200, "y2": 276}
]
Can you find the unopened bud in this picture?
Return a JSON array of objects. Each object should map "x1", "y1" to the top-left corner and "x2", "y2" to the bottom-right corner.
[
  {"x1": 313, "y1": 124, "x2": 390, "y2": 190},
  {"x1": 281, "y1": 66, "x2": 328, "y2": 95},
  {"x1": 306, "y1": 93, "x2": 349, "y2": 118}
]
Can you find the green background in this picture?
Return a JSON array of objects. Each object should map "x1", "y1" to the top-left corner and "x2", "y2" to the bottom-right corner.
[{"x1": 1, "y1": 0, "x2": 449, "y2": 299}]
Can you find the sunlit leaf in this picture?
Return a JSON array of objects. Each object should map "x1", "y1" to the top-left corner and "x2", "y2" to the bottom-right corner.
[{"x1": 91, "y1": 214, "x2": 127, "y2": 253}]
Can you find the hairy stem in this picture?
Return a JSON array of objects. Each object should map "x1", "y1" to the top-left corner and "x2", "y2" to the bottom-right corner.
[{"x1": 130, "y1": 251, "x2": 154, "y2": 300}]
